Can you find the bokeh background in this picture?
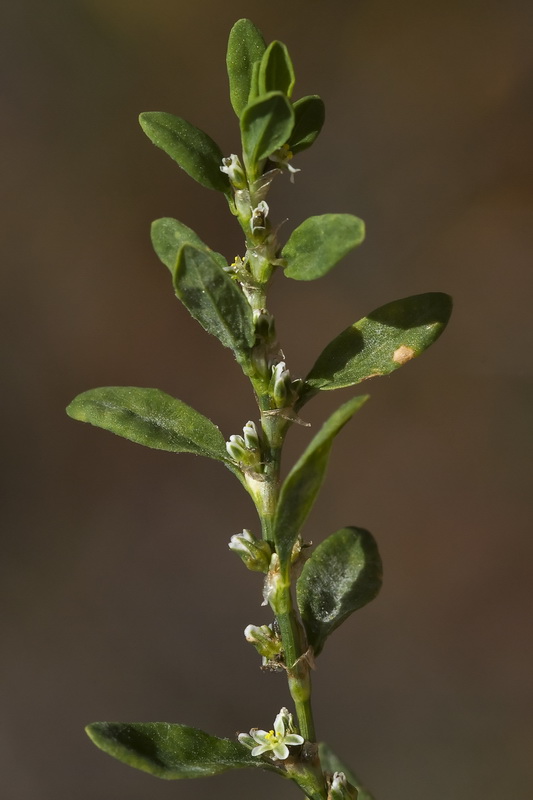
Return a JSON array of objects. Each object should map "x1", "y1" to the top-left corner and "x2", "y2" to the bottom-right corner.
[{"x1": 2, "y1": 1, "x2": 533, "y2": 798}]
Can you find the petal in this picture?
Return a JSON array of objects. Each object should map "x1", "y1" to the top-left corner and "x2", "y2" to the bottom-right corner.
[
  {"x1": 284, "y1": 734, "x2": 304, "y2": 745},
  {"x1": 251, "y1": 729, "x2": 269, "y2": 743},
  {"x1": 272, "y1": 743, "x2": 289, "y2": 760},
  {"x1": 251, "y1": 744, "x2": 272, "y2": 756},
  {"x1": 273, "y1": 713, "x2": 285, "y2": 737}
]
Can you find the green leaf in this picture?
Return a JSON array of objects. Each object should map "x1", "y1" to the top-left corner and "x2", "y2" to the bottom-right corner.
[
  {"x1": 226, "y1": 19, "x2": 266, "y2": 116},
  {"x1": 303, "y1": 293, "x2": 453, "y2": 398},
  {"x1": 139, "y1": 112, "x2": 230, "y2": 194},
  {"x1": 282, "y1": 214, "x2": 365, "y2": 281},
  {"x1": 274, "y1": 397, "x2": 368, "y2": 566},
  {"x1": 151, "y1": 217, "x2": 227, "y2": 273},
  {"x1": 66, "y1": 387, "x2": 228, "y2": 461},
  {"x1": 258, "y1": 41, "x2": 295, "y2": 98},
  {"x1": 319, "y1": 742, "x2": 376, "y2": 800},
  {"x1": 86, "y1": 722, "x2": 283, "y2": 780},
  {"x1": 318, "y1": 742, "x2": 374, "y2": 800},
  {"x1": 288, "y1": 95, "x2": 325, "y2": 154},
  {"x1": 240, "y1": 92, "x2": 294, "y2": 178},
  {"x1": 297, "y1": 527, "x2": 382, "y2": 656},
  {"x1": 174, "y1": 244, "x2": 255, "y2": 358}
]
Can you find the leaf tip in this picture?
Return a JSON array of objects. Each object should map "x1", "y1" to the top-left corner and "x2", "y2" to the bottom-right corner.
[
  {"x1": 85, "y1": 721, "x2": 106, "y2": 747},
  {"x1": 65, "y1": 395, "x2": 84, "y2": 421},
  {"x1": 138, "y1": 111, "x2": 151, "y2": 130}
]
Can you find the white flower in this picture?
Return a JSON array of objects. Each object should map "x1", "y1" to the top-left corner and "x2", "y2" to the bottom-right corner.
[
  {"x1": 248, "y1": 708, "x2": 304, "y2": 760},
  {"x1": 269, "y1": 144, "x2": 301, "y2": 183},
  {"x1": 220, "y1": 154, "x2": 247, "y2": 189}
]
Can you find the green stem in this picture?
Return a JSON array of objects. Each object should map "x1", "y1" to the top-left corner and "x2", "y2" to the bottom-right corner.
[
  {"x1": 256, "y1": 406, "x2": 317, "y2": 744},
  {"x1": 277, "y1": 598, "x2": 315, "y2": 742},
  {"x1": 237, "y1": 166, "x2": 324, "y2": 795}
]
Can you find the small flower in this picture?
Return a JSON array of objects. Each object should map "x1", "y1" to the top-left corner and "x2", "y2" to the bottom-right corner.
[
  {"x1": 224, "y1": 255, "x2": 246, "y2": 274},
  {"x1": 226, "y1": 434, "x2": 246, "y2": 462},
  {"x1": 251, "y1": 201, "x2": 269, "y2": 233},
  {"x1": 242, "y1": 420, "x2": 260, "y2": 451},
  {"x1": 220, "y1": 154, "x2": 247, "y2": 189},
  {"x1": 270, "y1": 360, "x2": 292, "y2": 407},
  {"x1": 270, "y1": 144, "x2": 301, "y2": 183},
  {"x1": 229, "y1": 529, "x2": 272, "y2": 572},
  {"x1": 328, "y1": 771, "x2": 359, "y2": 800},
  {"x1": 244, "y1": 623, "x2": 283, "y2": 659},
  {"x1": 247, "y1": 708, "x2": 304, "y2": 760}
]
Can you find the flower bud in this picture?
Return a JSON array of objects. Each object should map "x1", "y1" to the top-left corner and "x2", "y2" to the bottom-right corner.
[
  {"x1": 226, "y1": 434, "x2": 246, "y2": 462},
  {"x1": 328, "y1": 772, "x2": 359, "y2": 800},
  {"x1": 270, "y1": 361, "x2": 292, "y2": 408},
  {"x1": 262, "y1": 553, "x2": 287, "y2": 610},
  {"x1": 250, "y1": 348, "x2": 269, "y2": 379},
  {"x1": 277, "y1": 706, "x2": 298, "y2": 735},
  {"x1": 253, "y1": 309, "x2": 276, "y2": 341},
  {"x1": 229, "y1": 529, "x2": 272, "y2": 572},
  {"x1": 243, "y1": 420, "x2": 260, "y2": 451},
  {"x1": 251, "y1": 201, "x2": 269, "y2": 233},
  {"x1": 220, "y1": 154, "x2": 247, "y2": 189},
  {"x1": 244, "y1": 624, "x2": 283, "y2": 660}
]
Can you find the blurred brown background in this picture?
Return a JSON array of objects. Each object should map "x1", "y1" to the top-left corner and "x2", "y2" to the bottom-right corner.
[{"x1": 2, "y1": 0, "x2": 533, "y2": 798}]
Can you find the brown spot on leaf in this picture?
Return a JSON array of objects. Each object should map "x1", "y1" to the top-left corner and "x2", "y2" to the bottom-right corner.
[{"x1": 393, "y1": 345, "x2": 415, "y2": 364}]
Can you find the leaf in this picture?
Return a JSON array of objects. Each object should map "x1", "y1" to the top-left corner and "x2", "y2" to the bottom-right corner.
[
  {"x1": 248, "y1": 59, "x2": 261, "y2": 104},
  {"x1": 139, "y1": 112, "x2": 230, "y2": 194},
  {"x1": 240, "y1": 92, "x2": 294, "y2": 177},
  {"x1": 282, "y1": 214, "x2": 365, "y2": 281},
  {"x1": 319, "y1": 742, "x2": 376, "y2": 800},
  {"x1": 151, "y1": 217, "x2": 227, "y2": 273},
  {"x1": 86, "y1": 722, "x2": 283, "y2": 780},
  {"x1": 288, "y1": 95, "x2": 325, "y2": 155},
  {"x1": 274, "y1": 397, "x2": 368, "y2": 566},
  {"x1": 303, "y1": 293, "x2": 453, "y2": 398},
  {"x1": 297, "y1": 527, "x2": 382, "y2": 656},
  {"x1": 174, "y1": 244, "x2": 255, "y2": 358},
  {"x1": 258, "y1": 40, "x2": 295, "y2": 98},
  {"x1": 226, "y1": 19, "x2": 266, "y2": 116},
  {"x1": 66, "y1": 387, "x2": 228, "y2": 461}
]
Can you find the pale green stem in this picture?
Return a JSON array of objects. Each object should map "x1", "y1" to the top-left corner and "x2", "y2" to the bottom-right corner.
[{"x1": 238, "y1": 165, "x2": 324, "y2": 797}]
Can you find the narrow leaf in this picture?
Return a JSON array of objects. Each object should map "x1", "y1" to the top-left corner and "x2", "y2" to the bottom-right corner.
[
  {"x1": 174, "y1": 244, "x2": 255, "y2": 357},
  {"x1": 282, "y1": 214, "x2": 365, "y2": 281},
  {"x1": 319, "y1": 742, "x2": 376, "y2": 800},
  {"x1": 86, "y1": 722, "x2": 282, "y2": 780},
  {"x1": 303, "y1": 293, "x2": 453, "y2": 397},
  {"x1": 288, "y1": 95, "x2": 325, "y2": 154},
  {"x1": 274, "y1": 397, "x2": 368, "y2": 565},
  {"x1": 66, "y1": 387, "x2": 228, "y2": 461},
  {"x1": 139, "y1": 112, "x2": 230, "y2": 194},
  {"x1": 258, "y1": 41, "x2": 295, "y2": 98},
  {"x1": 297, "y1": 527, "x2": 382, "y2": 656},
  {"x1": 151, "y1": 217, "x2": 227, "y2": 273},
  {"x1": 226, "y1": 19, "x2": 266, "y2": 116},
  {"x1": 240, "y1": 92, "x2": 294, "y2": 177}
]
